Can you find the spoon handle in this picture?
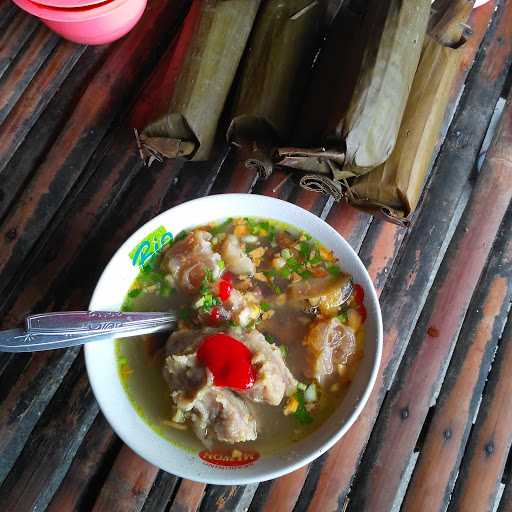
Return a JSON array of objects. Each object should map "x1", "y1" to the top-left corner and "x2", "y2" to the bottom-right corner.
[
  {"x1": 0, "y1": 311, "x2": 176, "y2": 353},
  {"x1": 25, "y1": 311, "x2": 175, "y2": 335}
]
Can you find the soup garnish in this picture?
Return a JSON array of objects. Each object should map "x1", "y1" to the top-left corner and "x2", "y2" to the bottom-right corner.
[{"x1": 117, "y1": 217, "x2": 366, "y2": 453}]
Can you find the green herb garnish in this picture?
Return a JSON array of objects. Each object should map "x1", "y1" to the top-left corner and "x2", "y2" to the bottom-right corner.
[
  {"x1": 264, "y1": 333, "x2": 276, "y2": 344},
  {"x1": 279, "y1": 345, "x2": 288, "y2": 358},
  {"x1": 160, "y1": 281, "x2": 174, "y2": 297},
  {"x1": 174, "y1": 230, "x2": 188, "y2": 242},
  {"x1": 128, "y1": 288, "x2": 142, "y2": 298},
  {"x1": 299, "y1": 241, "x2": 312, "y2": 261},
  {"x1": 178, "y1": 306, "x2": 192, "y2": 321},
  {"x1": 260, "y1": 302, "x2": 271, "y2": 312},
  {"x1": 337, "y1": 311, "x2": 348, "y2": 324},
  {"x1": 211, "y1": 218, "x2": 232, "y2": 235},
  {"x1": 294, "y1": 388, "x2": 313, "y2": 425},
  {"x1": 327, "y1": 265, "x2": 341, "y2": 277}
]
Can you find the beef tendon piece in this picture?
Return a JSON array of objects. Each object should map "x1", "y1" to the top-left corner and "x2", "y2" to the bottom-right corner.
[
  {"x1": 242, "y1": 329, "x2": 297, "y2": 405},
  {"x1": 303, "y1": 318, "x2": 357, "y2": 385},
  {"x1": 220, "y1": 234, "x2": 256, "y2": 276},
  {"x1": 161, "y1": 230, "x2": 222, "y2": 293}
]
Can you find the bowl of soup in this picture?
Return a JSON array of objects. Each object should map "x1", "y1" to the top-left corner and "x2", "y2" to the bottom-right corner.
[{"x1": 85, "y1": 193, "x2": 382, "y2": 484}]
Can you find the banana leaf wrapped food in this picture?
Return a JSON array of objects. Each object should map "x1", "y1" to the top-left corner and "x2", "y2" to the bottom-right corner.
[
  {"x1": 277, "y1": 0, "x2": 431, "y2": 179},
  {"x1": 226, "y1": 0, "x2": 323, "y2": 177},
  {"x1": 336, "y1": 0, "x2": 475, "y2": 224},
  {"x1": 136, "y1": 0, "x2": 261, "y2": 164}
]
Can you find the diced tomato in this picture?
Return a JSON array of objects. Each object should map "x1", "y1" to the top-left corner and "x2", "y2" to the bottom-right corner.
[
  {"x1": 218, "y1": 272, "x2": 234, "y2": 301},
  {"x1": 218, "y1": 279, "x2": 233, "y2": 301},
  {"x1": 353, "y1": 284, "x2": 364, "y2": 305},
  {"x1": 208, "y1": 307, "x2": 222, "y2": 325},
  {"x1": 357, "y1": 303, "x2": 367, "y2": 323},
  {"x1": 223, "y1": 271, "x2": 234, "y2": 283}
]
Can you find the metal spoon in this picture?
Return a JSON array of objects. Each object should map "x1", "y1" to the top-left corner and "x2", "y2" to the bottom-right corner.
[{"x1": 0, "y1": 311, "x2": 176, "y2": 352}]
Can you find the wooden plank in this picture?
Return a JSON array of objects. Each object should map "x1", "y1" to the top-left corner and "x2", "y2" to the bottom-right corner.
[
  {"x1": 325, "y1": 202, "x2": 372, "y2": 252},
  {"x1": 0, "y1": 1, "x2": 17, "y2": 32},
  {"x1": 0, "y1": 12, "x2": 38, "y2": 80},
  {"x1": 300, "y1": 2, "x2": 512, "y2": 509},
  {"x1": 169, "y1": 480, "x2": 206, "y2": 512},
  {"x1": 0, "y1": 44, "x2": 108, "y2": 223},
  {"x1": 259, "y1": 468, "x2": 310, "y2": 512},
  {"x1": 211, "y1": 158, "x2": 259, "y2": 194},
  {"x1": 0, "y1": 40, "x2": 87, "y2": 176},
  {"x1": 402, "y1": 207, "x2": 512, "y2": 511},
  {"x1": 91, "y1": 446, "x2": 159, "y2": 512},
  {"x1": 0, "y1": 348, "x2": 79, "y2": 483},
  {"x1": 0, "y1": 355, "x2": 99, "y2": 512},
  {"x1": 0, "y1": 25, "x2": 59, "y2": 126},
  {"x1": 0, "y1": 0, "x2": 190, "y2": 298},
  {"x1": 449, "y1": 313, "x2": 512, "y2": 512},
  {"x1": 358, "y1": 219, "x2": 406, "y2": 294},
  {"x1": 199, "y1": 484, "x2": 258, "y2": 512},
  {"x1": 141, "y1": 471, "x2": 181, "y2": 512},
  {"x1": 47, "y1": 414, "x2": 120, "y2": 512}
]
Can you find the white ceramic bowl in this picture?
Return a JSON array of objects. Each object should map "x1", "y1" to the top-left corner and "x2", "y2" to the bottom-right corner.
[{"x1": 85, "y1": 194, "x2": 383, "y2": 484}]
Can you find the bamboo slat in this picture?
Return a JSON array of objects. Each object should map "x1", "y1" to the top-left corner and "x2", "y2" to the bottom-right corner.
[{"x1": 348, "y1": 94, "x2": 512, "y2": 512}]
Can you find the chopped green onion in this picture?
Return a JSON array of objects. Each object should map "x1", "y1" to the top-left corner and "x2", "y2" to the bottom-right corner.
[
  {"x1": 286, "y1": 257, "x2": 300, "y2": 271},
  {"x1": 337, "y1": 311, "x2": 348, "y2": 324},
  {"x1": 128, "y1": 288, "x2": 142, "y2": 298},
  {"x1": 178, "y1": 306, "x2": 192, "y2": 321},
  {"x1": 281, "y1": 248, "x2": 292, "y2": 260},
  {"x1": 273, "y1": 285, "x2": 282, "y2": 295},
  {"x1": 279, "y1": 345, "x2": 288, "y2": 358},
  {"x1": 299, "y1": 241, "x2": 312, "y2": 260},
  {"x1": 175, "y1": 230, "x2": 188, "y2": 242},
  {"x1": 297, "y1": 382, "x2": 307, "y2": 391},
  {"x1": 218, "y1": 260, "x2": 225, "y2": 271},
  {"x1": 210, "y1": 218, "x2": 233, "y2": 235},
  {"x1": 309, "y1": 254, "x2": 323, "y2": 265},
  {"x1": 160, "y1": 281, "x2": 174, "y2": 297},
  {"x1": 293, "y1": 388, "x2": 313, "y2": 424},
  {"x1": 264, "y1": 333, "x2": 276, "y2": 344},
  {"x1": 327, "y1": 265, "x2": 341, "y2": 277},
  {"x1": 280, "y1": 267, "x2": 291, "y2": 279},
  {"x1": 260, "y1": 302, "x2": 271, "y2": 312}
]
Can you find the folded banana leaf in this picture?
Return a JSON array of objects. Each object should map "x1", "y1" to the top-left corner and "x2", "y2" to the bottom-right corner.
[
  {"x1": 294, "y1": 5, "x2": 366, "y2": 147},
  {"x1": 277, "y1": 0, "x2": 431, "y2": 179},
  {"x1": 226, "y1": 0, "x2": 323, "y2": 176},
  {"x1": 344, "y1": 0, "x2": 474, "y2": 223},
  {"x1": 136, "y1": 0, "x2": 260, "y2": 164}
]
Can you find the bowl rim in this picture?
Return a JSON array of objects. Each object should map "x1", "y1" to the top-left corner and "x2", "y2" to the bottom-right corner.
[
  {"x1": 12, "y1": 0, "x2": 134, "y2": 22},
  {"x1": 85, "y1": 193, "x2": 383, "y2": 484}
]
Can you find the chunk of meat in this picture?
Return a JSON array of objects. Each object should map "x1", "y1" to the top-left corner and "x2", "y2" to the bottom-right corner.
[
  {"x1": 303, "y1": 318, "x2": 357, "y2": 385},
  {"x1": 191, "y1": 387, "x2": 257, "y2": 445},
  {"x1": 161, "y1": 230, "x2": 222, "y2": 293},
  {"x1": 241, "y1": 329, "x2": 297, "y2": 405},
  {"x1": 221, "y1": 234, "x2": 256, "y2": 276},
  {"x1": 164, "y1": 326, "x2": 298, "y2": 420},
  {"x1": 164, "y1": 329, "x2": 257, "y2": 445}
]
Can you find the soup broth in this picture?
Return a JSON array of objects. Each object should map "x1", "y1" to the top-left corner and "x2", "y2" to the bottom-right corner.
[{"x1": 116, "y1": 218, "x2": 366, "y2": 456}]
